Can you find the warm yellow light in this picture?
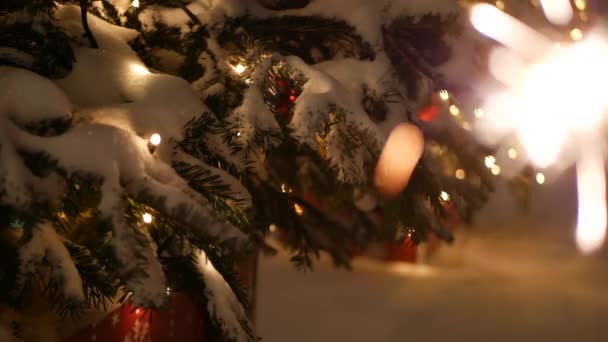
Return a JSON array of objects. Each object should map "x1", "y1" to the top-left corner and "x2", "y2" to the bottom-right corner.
[
  {"x1": 455, "y1": 169, "x2": 466, "y2": 180},
  {"x1": 439, "y1": 90, "x2": 450, "y2": 101},
  {"x1": 132, "y1": 0, "x2": 140, "y2": 8},
  {"x1": 474, "y1": 108, "x2": 485, "y2": 118},
  {"x1": 236, "y1": 131, "x2": 241, "y2": 137},
  {"x1": 439, "y1": 191, "x2": 450, "y2": 202},
  {"x1": 131, "y1": 64, "x2": 150, "y2": 75},
  {"x1": 491, "y1": 164, "x2": 501, "y2": 175},
  {"x1": 281, "y1": 184, "x2": 287, "y2": 193},
  {"x1": 449, "y1": 105, "x2": 460, "y2": 116},
  {"x1": 508, "y1": 148, "x2": 518, "y2": 159},
  {"x1": 536, "y1": 172, "x2": 546, "y2": 184},
  {"x1": 484, "y1": 155, "x2": 496, "y2": 168},
  {"x1": 570, "y1": 28, "x2": 583, "y2": 41},
  {"x1": 294, "y1": 203, "x2": 304, "y2": 215},
  {"x1": 149, "y1": 133, "x2": 161, "y2": 146},
  {"x1": 166, "y1": 286, "x2": 171, "y2": 295},
  {"x1": 495, "y1": 0, "x2": 505, "y2": 10},
  {"x1": 574, "y1": 0, "x2": 586, "y2": 11},
  {"x1": 142, "y1": 213, "x2": 153, "y2": 224},
  {"x1": 233, "y1": 64, "x2": 246, "y2": 74},
  {"x1": 269, "y1": 224, "x2": 277, "y2": 233}
]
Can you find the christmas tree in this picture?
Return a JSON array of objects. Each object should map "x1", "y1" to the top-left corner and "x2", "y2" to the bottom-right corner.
[{"x1": 0, "y1": 0, "x2": 496, "y2": 340}]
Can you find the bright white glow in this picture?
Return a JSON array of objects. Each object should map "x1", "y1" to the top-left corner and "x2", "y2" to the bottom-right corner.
[
  {"x1": 440, "y1": 191, "x2": 450, "y2": 202},
  {"x1": 449, "y1": 105, "x2": 460, "y2": 116},
  {"x1": 131, "y1": 64, "x2": 150, "y2": 75},
  {"x1": 232, "y1": 64, "x2": 246, "y2": 74},
  {"x1": 540, "y1": 0, "x2": 573, "y2": 25},
  {"x1": 142, "y1": 213, "x2": 153, "y2": 224},
  {"x1": 470, "y1": 4, "x2": 552, "y2": 59},
  {"x1": 439, "y1": 90, "x2": 449, "y2": 101},
  {"x1": 149, "y1": 133, "x2": 161, "y2": 146},
  {"x1": 484, "y1": 155, "x2": 496, "y2": 168},
  {"x1": 576, "y1": 148, "x2": 607, "y2": 254},
  {"x1": 536, "y1": 172, "x2": 546, "y2": 184},
  {"x1": 508, "y1": 148, "x2": 518, "y2": 159},
  {"x1": 132, "y1": 0, "x2": 140, "y2": 8},
  {"x1": 474, "y1": 108, "x2": 484, "y2": 118}
]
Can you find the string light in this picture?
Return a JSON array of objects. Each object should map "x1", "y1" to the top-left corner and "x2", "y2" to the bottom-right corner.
[
  {"x1": 294, "y1": 203, "x2": 304, "y2": 215},
  {"x1": 281, "y1": 184, "x2": 287, "y2": 193},
  {"x1": 439, "y1": 191, "x2": 450, "y2": 202},
  {"x1": 166, "y1": 286, "x2": 171, "y2": 295},
  {"x1": 474, "y1": 108, "x2": 485, "y2": 118},
  {"x1": 495, "y1": 0, "x2": 505, "y2": 10},
  {"x1": 269, "y1": 224, "x2": 277, "y2": 233},
  {"x1": 236, "y1": 131, "x2": 241, "y2": 137},
  {"x1": 536, "y1": 172, "x2": 546, "y2": 184},
  {"x1": 148, "y1": 133, "x2": 161, "y2": 153},
  {"x1": 508, "y1": 148, "x2": 518, "y2": 159},
  {"x1": 574, "y1": 0, "x2": 587, "y2": 11},
  {"x1": 491, "y1": 164, "x2": 501, "y2": 176},
  {"x1": 232, "y1": 64, "x2": 246, "y2": 74},
  {"x1": 131, "y1": 0, "x2": 140, "y2": 8},
  {"x1": 570, "y1": 28, "x2": 583, "y2": 41},
  {"x1": 455, "y1": 169, "x2": 466, "y2": 180},
  {"x1": 439, "y1": 90, "x2": 450, "y2": 101},
  {"x1": 484, "y1": 155, "x2": 496, "y2": 168},
  {"x1": 449, "y1": 105, "x2": 460, "y2": 116},
  {"x1": 142, "y1": 213, "x2": 153, "y2": 224}
]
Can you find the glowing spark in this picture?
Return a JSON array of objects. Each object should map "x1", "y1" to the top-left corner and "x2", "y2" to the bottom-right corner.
[
  {"x1": 449, "y1": 105, "x2": 460, "y2": 116},
  {"x1": 439, "y1": 191, "x2": 450, "y2": 202},
  {"x1": 232, "y1": 64, "x2": 246, "y2": 74},
  {"x1": 439, "y1": 90, "x2": 450, "y2": 101},
  {"x1": 269, "y1": 224, "x2": 277, "y2": 233},
  {"x1": 485, "y1": 155, "x2": 496, "y2": 168},
  {"x1": 491, "y1": 164, "x2": 501, "y2": 176},
  {"x1": 132, "y1": 0, "x2": 140, "y2": 8},
  {"x1": 536, "y1": 172, "x2": 546, "y2": 184},
  {"x1": 576, "y1": 148, "x2": 606, "y2": 254},
  {"x1": 142, "y1": 213, "x2": 153, "y2": 224},
  {"x1": 149, "y1": 133, "x2": 161, "y2": 146},
  {"x1": 293, "y1": 203, "x2": 304, "y2": 215},
  {"x1": 508, "y1": 148, "x2": 518, "y2": 159}
]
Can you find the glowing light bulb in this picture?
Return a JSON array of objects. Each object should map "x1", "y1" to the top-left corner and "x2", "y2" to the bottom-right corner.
[
  {"x1": 485, "y1": 155, "x2": 496, "y2": 168},
  {"x1": 474, "y1": 108, "x2": 485, "y2": 118},
  {"x1": 166, "y1": 286, "x2": 171, "y2": 295},
  {"x1": 439, "y1": 191, "x2": 450, "y2": 202},
  {"x1": 233, "y1": 64, "x2": 246, "y2": 74},
  {"x1": 269, "y1": 224, "x2": 277, "y2": 233},
  {"x1": 455, "y1": 169, "x2": 466, "y2": 180},
  {"x1": 574, "y1": 0, "x2": 586, "y2": 11},
  {"x1": 149, "y1": 133, "x2": 161, "y2": 146},
  {"x1": 491, "y1": 164, "x2": 501, "y2": 175},
  {"x1": 132, "y1": 0, "x2": 140, "y2": 8},
  {"x1": 281, "y1": 184, "x2": 287, "y2": 193},
  {"x1": 142, "y1": 213, "x2": 153, "y2": 224},
  {"x1": 570, "y1": 28, "x2": 583, "y2": 41},
  {"x1": 449, "y1": 105, "x2": 460, "y2": 116},
  {"x1": 536, "y1": 172, "x2": 546, "y2": 184},
  {"x1": 508, "y1": 148, "x2": 518, "y2": 159},
  {"x1": 293, "y1": 203, "x2": 304, "y2": 215},
  {"x1": 539, "y1": 0, "x2": 573, "y2": 25},
  {"x1": 439, "y1": 90, "x2": 450, "y2": 101},
  {"x1": 236, "y1": 131, "x2": 241, "y2": 137}
]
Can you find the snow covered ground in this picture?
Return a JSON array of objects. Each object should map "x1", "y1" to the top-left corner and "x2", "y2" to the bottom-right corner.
[{"x1": 257, "y1": 170, "x2": 608, "y2": 341}]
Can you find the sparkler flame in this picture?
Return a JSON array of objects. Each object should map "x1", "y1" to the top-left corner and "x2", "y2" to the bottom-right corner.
[{"x1": 470, "y1": 3, "x2": 608, "y2": 253}]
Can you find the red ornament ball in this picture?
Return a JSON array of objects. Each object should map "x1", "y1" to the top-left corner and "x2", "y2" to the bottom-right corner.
[{"x1": 289, "y1": 95, "x2": 296, "y2": 102}]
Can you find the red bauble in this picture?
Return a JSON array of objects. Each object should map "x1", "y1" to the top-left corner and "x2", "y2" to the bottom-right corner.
[
  {"x1": 418, "y1": 104, "x2": 440, "y2": 122},
  {"x1": 277, "y1": 79, "x2": 286, "y2": 89},
  {"x1": 289, "y1": 95, "x2": 296, "y2": 102}
]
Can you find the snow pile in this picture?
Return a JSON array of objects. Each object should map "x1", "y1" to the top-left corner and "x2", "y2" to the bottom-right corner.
[
  {"x1": 19, "y1": 224, "x2": 85, "y2": 302},
  {"x1": 195, "y1": 249, "x2": 254, "y2": 342}
]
